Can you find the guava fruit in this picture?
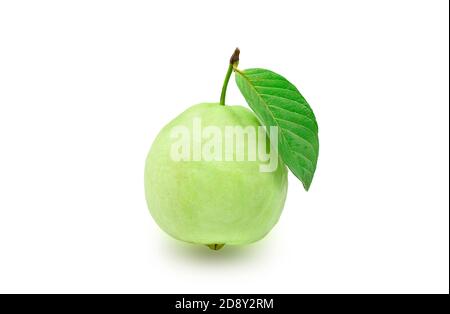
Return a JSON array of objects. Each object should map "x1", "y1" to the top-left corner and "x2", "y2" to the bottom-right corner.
[{"x1": 144, "y1": 103, "x2": 288, "y2": 249}]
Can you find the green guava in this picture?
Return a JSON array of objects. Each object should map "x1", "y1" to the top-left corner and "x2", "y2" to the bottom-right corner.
[{"x1": 144, "y1": 103, "x2": 288, "y2": 249}]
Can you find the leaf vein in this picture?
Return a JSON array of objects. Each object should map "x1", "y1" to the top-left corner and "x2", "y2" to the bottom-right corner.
[{"x1": 267, "y1": 104, "x2": 318, "y2": 131}]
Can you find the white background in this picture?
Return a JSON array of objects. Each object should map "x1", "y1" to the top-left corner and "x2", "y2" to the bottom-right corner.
[{"x1": 0, "y1": 0, "x2": 448, "y2": 294}]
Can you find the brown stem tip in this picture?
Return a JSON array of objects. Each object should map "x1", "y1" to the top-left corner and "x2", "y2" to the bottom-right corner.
[{"x1": 229, "y1": 47, "x2": 240, "y2": 65}]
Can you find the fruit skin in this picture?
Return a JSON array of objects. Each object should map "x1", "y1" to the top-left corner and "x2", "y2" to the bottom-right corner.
[{"x1": 144, "y1": 103, "x2": 288, "y2": 246}]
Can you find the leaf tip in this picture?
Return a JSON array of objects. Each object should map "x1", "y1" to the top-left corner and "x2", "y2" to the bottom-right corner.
[{"x1": 303, "y1": 182, "x2": 311, "y2": 191}]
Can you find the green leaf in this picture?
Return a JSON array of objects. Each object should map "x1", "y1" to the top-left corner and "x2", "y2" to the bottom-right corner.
[{"x1": 235, "y1": 68, "x2": 319, "y2": 190}]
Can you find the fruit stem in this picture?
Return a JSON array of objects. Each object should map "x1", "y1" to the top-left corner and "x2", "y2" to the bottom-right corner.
[{"x1": 219, "y1": 48, "x2": 240, "y2": 106}]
